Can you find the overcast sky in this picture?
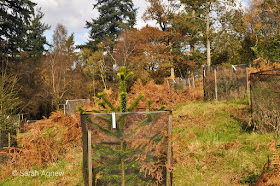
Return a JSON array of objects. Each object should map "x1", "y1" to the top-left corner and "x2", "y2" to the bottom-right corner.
[
  {"x1": 33, "y1": 0, "x2": 248, "y2": 46},
  {"x1": 32, "y1": 0, "x2": 157, "y2": 46}
]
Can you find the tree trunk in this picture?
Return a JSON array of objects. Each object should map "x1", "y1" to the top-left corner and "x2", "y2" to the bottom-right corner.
[
  {"x1": 100, "y1": 73, "x2": 107, "y2": 90},
  {"x1": 169, "y1": 41, "x2": 175, "y2": 78},
  {"x1": 121, "y1": 140, "x2": 125, "y2": 186},
  {"x1": 190, "y1": 9, "x2": 196, "y2": 54},
  {"x1": 206, "y1": 2, "x2": 211, "y2": 67}
]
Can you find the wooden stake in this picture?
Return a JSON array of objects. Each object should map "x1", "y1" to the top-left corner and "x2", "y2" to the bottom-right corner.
[
  {"x1": 246, "y1": 67, "x2": 249, "y2": 97},
  {"x1": 166, "y1": 112, "x2": 173, "y2": 186},
  {"x1": 81, "y1": 114, "x2": 89, "y2": 186},
  {"x1": 8, "y1": 133, "x2": 10, "y2": 147},
  {"x1": 214, "y1": 69, "x2": 218, "y2": 101},
  {"x1": 88, "y1": 130, "x2": 92, "y2": 186}
]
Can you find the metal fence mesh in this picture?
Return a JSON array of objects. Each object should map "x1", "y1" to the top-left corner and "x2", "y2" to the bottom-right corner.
[
  {"x1": 0, "y1": 114, "x2": 23, "y2": 149},
  {"x1": 250, "y1": 70, "x2": 280, "y2": 134},
  {"x1": 203, "y1": 64, "x2": 248, "y2": 101},
  {"x1": 64, "y1": 99, "x2": 89, "y2": 115},
  {"x1": 81, "y1": 111, "x2": 172, "y2": 186},
  {"x1": 166, "y1": 77, "x2": 195, "y2": 90}
]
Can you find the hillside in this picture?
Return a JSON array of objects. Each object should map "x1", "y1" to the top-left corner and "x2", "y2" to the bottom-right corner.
[
  {"x1": 172, "y1": 100, "x2": 278, "y2": 185},
  {"x1": 0, "y1": 99, "x2": 279, "y2": 185}
]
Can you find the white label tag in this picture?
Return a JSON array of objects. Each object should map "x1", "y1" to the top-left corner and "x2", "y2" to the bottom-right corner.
[{"x1": 112, "y1": 113, "x2": 116, "y2": 129}]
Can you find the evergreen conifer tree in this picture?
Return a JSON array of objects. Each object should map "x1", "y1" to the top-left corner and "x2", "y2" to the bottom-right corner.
[
  {"x1": 78, "y1": 67, "x2": 167, "y2": 185},
  {"x1": 85, "y1": 0, "x2": 136, "y2": 50},
  {"x1": 0, "y1": 0, "x2": 36, "y2": 62},
  {"x1": 24, "y1": 9, "x2": 50, "y2": 64}
]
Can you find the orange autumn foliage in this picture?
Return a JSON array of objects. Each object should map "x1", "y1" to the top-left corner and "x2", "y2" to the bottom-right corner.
[
  {"x1": 0, "y1": 112, "x2": 82, "y2": 178},
  {"x1": 128, "y1": 80, "x2": 203, "y2": 110}
]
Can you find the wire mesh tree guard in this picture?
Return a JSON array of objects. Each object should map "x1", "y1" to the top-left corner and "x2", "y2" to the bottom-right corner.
[
  {"x1": 250, "y1": 69, "x2": 280, "y2": 134},
  {"x1": 203, "y1": 64, "x2": 249, "y2": 101},
  {"x1": 80, "y1": 110, "x2": 173, "y2": 186}
]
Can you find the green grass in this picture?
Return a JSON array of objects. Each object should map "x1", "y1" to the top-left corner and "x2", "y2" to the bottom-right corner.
[
  {"x1": 0, "y1": 99, "x2": 278, "y2": 185},
  {"x1": 0, "y1": 148, "x2": 83, "y2": 186},
  {"x1": 172, "y1": 99, "x2": 278, "y2": 185}
]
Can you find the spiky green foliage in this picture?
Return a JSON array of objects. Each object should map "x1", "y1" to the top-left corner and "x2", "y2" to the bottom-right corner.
[{"x1": 79, "y1": 66, "x2": 167, "y2": 185}]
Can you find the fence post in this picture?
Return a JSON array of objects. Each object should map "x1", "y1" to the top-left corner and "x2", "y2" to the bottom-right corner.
[
  {"x1": 16, "y1": 115, "x2": 20, "y2": 135},
  {"x1": 88, "y1": 130, "x2": 92, "y2": 186},
  {"x1": 250, "y1": 84, "x2": 253, "y2": 115},
  {"x1": 246, "y1": 67, "x2": 249, "y2": 97},
  {"x1": 166, "y1": 111, "x2": 173, "y2": 186},
  {"x1": 192, "y1": 76, "x2": 195, "y2": 87},
  {"x1": 8, "y1": 133, "x2": 10, "y2": 147},
  {"x1": 81, "y1": 114, "x2": 89, "y2": 186},
  {"x1": 20, "y1": 114, "x2": 24, "y2": 133},
  {"x1": 214, "y1": 68, "x2": 218, "y2": 101},
  {"x1": 203, "y1": 68, "x2": 206, "y2": 100},
  {"x1": 63, "y1": 104, "x2": 66, "y2": 115}
]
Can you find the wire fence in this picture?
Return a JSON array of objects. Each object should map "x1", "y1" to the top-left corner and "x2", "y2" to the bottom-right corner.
[
  {"x1": 203, "y1": 64, "x2": 249, "y2": 101},
  {"x1": 80, "y1": 110, "x2": 173, "y2": 186},
  {"x1": 60, "y1": 99, "x2": 90, "y2": 115},
  {"x1": 250, "y1": 69, "x2": 280, "y2": 134},
  {"x1": 0, "y1": 114, "x2": 24, "y2": 149},
  {"x1": 166, "y1": 77, "x2": 195, "y2": 90}
]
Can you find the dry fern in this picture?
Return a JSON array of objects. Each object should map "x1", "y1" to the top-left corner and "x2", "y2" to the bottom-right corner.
[{"x1": 256, "y1": 141, "x2": 280, "y2": 185}]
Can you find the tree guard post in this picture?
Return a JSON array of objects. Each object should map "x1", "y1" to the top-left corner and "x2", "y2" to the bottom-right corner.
[
  {"x1": 88, "y1": 130, "x2": 92, "y2": 186},
  {"x1": 203, "y1": 68, "x2": 206, "y2": 100},
  {"x1": 81, "y1": 114, "x2": 89, "y2": 186},
  {"x1": 166, "y1": 111, "x2": 173, "y2": 186},
  {"x1": 214, "y1": 68, "x2": 218, "y2": 101},
  {"x1": 246, "y1": 67, "x2": 249, "y2": 97}
]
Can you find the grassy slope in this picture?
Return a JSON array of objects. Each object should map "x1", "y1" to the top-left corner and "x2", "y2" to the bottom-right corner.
[
  {"x1": 0, "y1": 99, "x2": 278, "y2": 185},
  {"x1": 0, "y1": 148, "x2": 83, "y2": 186},
  {"x1": 172, "y1": 99, "x2": 277, "y2": 185}
]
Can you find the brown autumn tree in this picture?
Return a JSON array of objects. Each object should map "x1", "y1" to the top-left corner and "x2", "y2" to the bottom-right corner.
[
  {"x1": 41, "y1": 24, "x2": 77, "y2": 109},
  {"x1": 113, "y1": 26, "x2": 190, "y2": 83},
  {"x1": 143, "y1": 0, "x2": 178, "y2": 32},
  {"x1": 246, "y1": 0, "x2": 280, "y2": 61},
  {"x1": 143, "y1": 0, "x2": 196, "y2": 77}
]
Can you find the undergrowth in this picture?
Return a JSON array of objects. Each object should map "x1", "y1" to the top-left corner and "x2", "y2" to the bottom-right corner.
[
  {"x1": 0, "y1": 148, "x2": 83, "y2": 185},
  {"x1": 1, "y1": 97, "x2": 279, "y2": 185},
  {"x1": 0, "y1": 112, "x2": 83, "y2": 184},
  {"x1": 172, "y1": 99, "x2": 279, "y2": 185}
]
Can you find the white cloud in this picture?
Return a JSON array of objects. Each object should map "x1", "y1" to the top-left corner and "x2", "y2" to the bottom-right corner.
[
  {"x1": 33, "y1": 0, "x2": 157, "y2": 45},
  {"x1": 33, "y1": 0, "x2": 248, "y2": 46},
  {"x1": 33, "y1": 0, "x2": 97, "y2": 45},
  {"x1": 134, "y1": 1, "x2": 156, "y2": 29},
  {"x1": 33, "y1": 0, "x2": 97, "y2": 30}
]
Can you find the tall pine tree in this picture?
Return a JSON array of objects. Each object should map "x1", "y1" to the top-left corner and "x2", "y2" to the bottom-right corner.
[
  {"x1": 85, "y1": 0, "x2": 136, "y2": 50},
  {"x1": 24, "y1": 8, "x2": 50, "y2": 64},
  {"x1": 0, "y1": 0, "x2": 36, "y2": 62}
]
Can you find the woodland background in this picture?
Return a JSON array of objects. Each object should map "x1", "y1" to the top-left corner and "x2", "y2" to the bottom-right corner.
[{"x1": 1, "y1": 0, "x2": 279, "y2": 122}]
